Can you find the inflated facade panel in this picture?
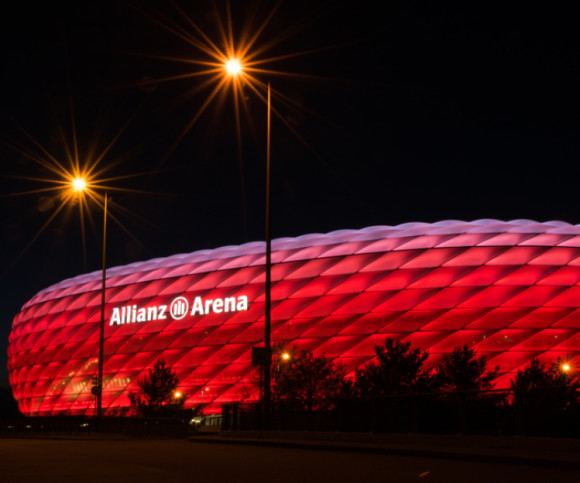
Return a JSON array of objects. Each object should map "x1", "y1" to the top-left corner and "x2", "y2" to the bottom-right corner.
[{"x1": 8, "y1": 219, "x2": 580, "y2": 415}]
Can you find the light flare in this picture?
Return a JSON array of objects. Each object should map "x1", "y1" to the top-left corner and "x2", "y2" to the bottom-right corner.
[
  {"x1": 71, "y1": 176, "x2": 88, "y2": 193},
  {"x1": 225, "y1": 58, "x2": 242, "y2": 75},
  {"x1": 2, "y1": 107, "x2": 160, "y2": 277},
  {"x1": 135, "y1": 1, "x2": 328, "y2": 166}
]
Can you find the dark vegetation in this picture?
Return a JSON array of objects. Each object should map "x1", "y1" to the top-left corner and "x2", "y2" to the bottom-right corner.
[
  {"x1": 224, "y1": 337, "x2": 580, "y2": 436},
  {"x1": 273, "y1": 346, "x2": 350, "y2": 409},
  {"x1": 128, "y1": 359, "x2": 185, "y2": 418},
  {"x1": 274, "y1": 338, "x2": 517, "y2": 400}
]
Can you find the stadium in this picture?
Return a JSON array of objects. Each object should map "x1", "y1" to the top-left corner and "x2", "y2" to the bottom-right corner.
[{"x1": 8, "y1": 219, "x2": 580, "y2": 416}]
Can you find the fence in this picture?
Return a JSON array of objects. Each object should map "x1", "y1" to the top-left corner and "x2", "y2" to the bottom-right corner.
[
  {"x1": 222, "y1": 388, "x2": 580, "y2": 437},
  {"x1": 0, "y1": 415, "x2": 190, "y2": 437},
  {"x1": 2, "y1": 388, "x2": 577, "y2": 437}
]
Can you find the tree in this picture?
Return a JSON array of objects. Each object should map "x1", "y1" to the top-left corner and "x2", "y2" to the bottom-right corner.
[
  {"x1": 272, "y1": 347, "x2": 348, "y2": 409},
  {"x1": 354, "y1": 337, "x2": 437, "y2": 396},
  {"x1": 511, "y1": 358, "x2": 578, "y2": 408},
  {"x1": 128, "y1": 359, "x2": 184, "y2": 417},
  {"x1": 510, "y1": 358, "x2": 580, "y2": 435},
  {"x1": 440, "y1": 345, "x2": 498, "y2": 393}
]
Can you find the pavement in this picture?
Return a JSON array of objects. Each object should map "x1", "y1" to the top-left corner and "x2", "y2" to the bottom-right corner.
[
  {"x1": 4, "y1": 427, "x2": 580, "y2": 469},
  {"x1": 189, "y1": 430, "x2": 580, "y2": 469},
  {"x1": 5, "y1": 435, "x2": 578, "y2": 482}
]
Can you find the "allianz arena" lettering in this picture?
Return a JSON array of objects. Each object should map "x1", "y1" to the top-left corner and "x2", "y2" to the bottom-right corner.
[{"x1": 110, "y1": 295, "x2": 249, "y2": 325}]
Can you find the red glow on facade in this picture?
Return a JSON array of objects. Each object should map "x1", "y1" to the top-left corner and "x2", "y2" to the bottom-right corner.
[{"x1": 8, "y1": 220, "x2": 580, "y2": 416}]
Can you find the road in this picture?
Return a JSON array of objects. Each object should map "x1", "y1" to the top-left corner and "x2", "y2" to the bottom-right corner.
[{"x1": 0, "y1": 438, "x2": 578, "y2": 482}]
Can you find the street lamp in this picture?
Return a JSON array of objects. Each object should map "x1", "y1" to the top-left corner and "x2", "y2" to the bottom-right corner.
[
  {"x1": 71, "y1": 178, "x2": 108, "y2": 419},
  {"x1": 201, "y1": 386, "x2": 209, "y2": 414},
  {"x1": 225, "y1": 58, "x2": 242, "y2": 76},
  {"x1": 97, "y1": 192, "x2": 108, "y2": 418},
  {"x1": 264, "y1": 82, "x2": 272, "y2": 406},
  {"x1": 72, "y1": 177, "x2": 87, "y2": 192},
  {"x1": 276, "y1": 350, "x2": 291, "y2": 374},
  {"x1": 224, "y1": 62, "x2": 273, "y2": 407}
]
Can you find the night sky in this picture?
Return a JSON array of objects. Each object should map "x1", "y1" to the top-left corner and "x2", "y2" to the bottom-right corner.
[{"x1": 1, "y1": 1, "x2": 580, "y2": 389}]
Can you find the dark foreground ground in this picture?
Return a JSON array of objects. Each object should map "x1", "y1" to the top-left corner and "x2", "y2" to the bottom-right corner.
[{"x1": 1, "y1": 436, "x2": 579, "y2": 483}]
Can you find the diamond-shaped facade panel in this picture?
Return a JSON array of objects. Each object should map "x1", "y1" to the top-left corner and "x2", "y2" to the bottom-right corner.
[{"x1": 8, "y1": 219, "x2": 580, "y2": 416}]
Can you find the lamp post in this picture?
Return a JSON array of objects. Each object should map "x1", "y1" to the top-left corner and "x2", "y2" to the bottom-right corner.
[
  {"x1": 201, "y1": 386, "x2": 209, "y2": 414},
  {"x1": 96, "y1": 192, "x2": 108, "y2": 418},
  {"x1": 72, "y1": 178, "x2": 108, "y2": 419},
  {"x1": 264, "y1": 82, "x2": 272, "y2": 406},
  {"x1": 224, "y1": 62, "x2": 273, "y2": 408}
]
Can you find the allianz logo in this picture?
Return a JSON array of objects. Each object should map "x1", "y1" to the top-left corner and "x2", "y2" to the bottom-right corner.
[{"x1": 110, "y1": 294, "x2": 249, "y2": 326}]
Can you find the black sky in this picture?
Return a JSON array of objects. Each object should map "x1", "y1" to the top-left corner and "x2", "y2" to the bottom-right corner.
[{"x1": 2, "y1": 1, "x2": 580, "y2": 388}]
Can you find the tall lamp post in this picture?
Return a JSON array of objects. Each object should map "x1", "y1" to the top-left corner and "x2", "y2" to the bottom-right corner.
[
  {"x1": 224, "y1": 62, "x2": 273, "y2": 407},
  {"x1": 264, "y1": 82, "x2": 272, "y2": 406},
  {"x1": 201, "y1": 386, "x2": 209, "y2": 414},
  {"x1": 96, "y1": 192, "x2": 108, "y2": 418},
  {"x1": 71, "y1": 179, "x2": 108, "y2": 418}
]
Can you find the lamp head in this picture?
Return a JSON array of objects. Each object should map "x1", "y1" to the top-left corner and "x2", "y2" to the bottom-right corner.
[
  {"x1": 225, "y1": 58, "x2": 243, "y2": 76},
  {"x1": 71, "y1": 177, "x2": 87, "y2": 193}
]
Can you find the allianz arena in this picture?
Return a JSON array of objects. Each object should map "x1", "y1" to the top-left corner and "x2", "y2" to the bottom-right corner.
[{"x1": 8, "y1": 219, "x2": 580, "y2": 416}]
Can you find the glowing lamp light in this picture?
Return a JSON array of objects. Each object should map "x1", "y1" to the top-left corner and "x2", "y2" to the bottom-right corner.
[
  {"x1": 281, "y1": 352, "x2": 291, "y2": 362},
  {"x1": 174, "y1": 391, "x2": 182, "y2": 399},
  {"x1": 225, "y1": 58, "x2": 242, "y2": 76},
  {"x1": 562, "y1": 363, "x2": 571, "y2": 373},
  {"x1": 71, "y1": 177, "x2": 87, "y2": 193}
]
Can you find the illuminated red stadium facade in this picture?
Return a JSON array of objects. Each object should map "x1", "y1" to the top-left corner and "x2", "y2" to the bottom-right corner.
[{"x1": 8, "y1": 219, "x2": 580, "y2": 416}]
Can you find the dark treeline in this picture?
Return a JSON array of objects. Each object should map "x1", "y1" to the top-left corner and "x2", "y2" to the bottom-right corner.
[
  {"x1": 272, "y1": 337, "x2": 577, "y2": 402},
  {"x1": 250, "y1": 338, "x2": 580, "y2": 436}
]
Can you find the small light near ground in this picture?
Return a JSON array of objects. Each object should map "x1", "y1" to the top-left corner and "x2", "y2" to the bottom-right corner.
[
  {"x1": 174, "y1": 391, "x2": 182, "y2": 398},
  {"x1": 562, "y1": 363, "x2": 571, "y2": 372},
  {"x1": 281, "y1": 352, "x2": 291, "y2": 361}
]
